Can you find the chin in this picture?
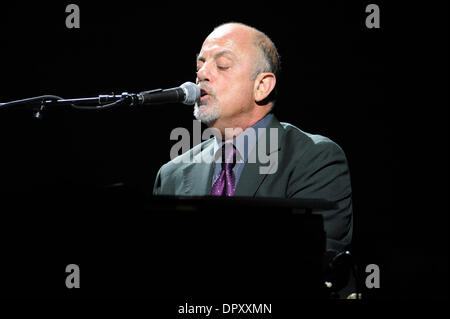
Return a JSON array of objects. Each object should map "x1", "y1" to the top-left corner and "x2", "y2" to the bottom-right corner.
[{"x1": 194, "y1": 102, "x2": 220, "y2": 125}]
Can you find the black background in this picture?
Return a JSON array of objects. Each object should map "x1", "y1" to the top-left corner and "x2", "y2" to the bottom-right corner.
[{"x1": 0, "y1": 1, "x2": 448, "y2": 300}]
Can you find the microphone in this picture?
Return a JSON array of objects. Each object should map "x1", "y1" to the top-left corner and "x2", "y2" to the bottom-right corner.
[
  {"x1": 135, "y1": 82, "x2": 200, "y2": 106},
  {"x1": 0, "y1": 82, "x2": 200, "y2": 116}
]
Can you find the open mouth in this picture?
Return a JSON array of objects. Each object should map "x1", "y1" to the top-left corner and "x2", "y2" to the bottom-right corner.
[
  {"x1": 200, "y1": 88, "x2": 209, "y2": 97},
  {"x1": 200, "y1": 88, "x2": 210, "y2": 101}
]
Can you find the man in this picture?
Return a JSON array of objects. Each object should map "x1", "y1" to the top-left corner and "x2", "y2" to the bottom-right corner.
[{"x1": 153, "y1": 23, "x2": 352, "y2": 252}]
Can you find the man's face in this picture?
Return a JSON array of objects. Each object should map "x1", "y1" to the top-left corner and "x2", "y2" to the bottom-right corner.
[{"x1": 194, "y1": 25, "x2": 257, "y2": 126}]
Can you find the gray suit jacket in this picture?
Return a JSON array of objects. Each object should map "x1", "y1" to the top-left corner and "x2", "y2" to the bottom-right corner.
[{"x1": 153, "y1": 115, "x2": 353, "y2": 251}]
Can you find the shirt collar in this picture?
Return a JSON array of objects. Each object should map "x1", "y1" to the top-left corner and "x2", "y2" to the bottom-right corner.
[{"x1": 213, "y1": 113, "x2": 273, "y2": 163}]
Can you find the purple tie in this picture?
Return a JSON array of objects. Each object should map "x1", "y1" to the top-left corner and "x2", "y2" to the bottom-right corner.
[{"x1": 211, "y1": 144, "x2": 237, "y2": 197}]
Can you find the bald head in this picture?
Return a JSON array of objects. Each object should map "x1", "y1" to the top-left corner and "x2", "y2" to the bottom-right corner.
[{"x1": 211, "y1": 23, "x2": 280, "y2": 81}]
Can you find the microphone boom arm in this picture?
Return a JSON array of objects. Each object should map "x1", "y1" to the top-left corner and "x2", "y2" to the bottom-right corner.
[{"x1": 0, "y1": 92, "x2": 138, "y2": 118}]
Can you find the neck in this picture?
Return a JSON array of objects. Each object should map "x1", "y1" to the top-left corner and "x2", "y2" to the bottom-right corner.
[{"x1": 210, "y1": 109, "x2": 269, "y2": 141}]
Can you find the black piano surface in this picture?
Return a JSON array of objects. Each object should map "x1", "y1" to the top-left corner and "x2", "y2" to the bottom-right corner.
[{"x1": 1, "y1": 186, "x2": 331, "y2": 299}]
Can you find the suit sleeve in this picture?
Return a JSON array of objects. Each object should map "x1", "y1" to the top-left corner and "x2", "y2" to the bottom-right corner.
[{"x1": 288, "y1": 140, "x2": 353, "y2": 252}]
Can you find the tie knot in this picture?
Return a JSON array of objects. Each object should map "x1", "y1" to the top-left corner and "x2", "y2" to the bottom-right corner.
[{"x1": 221, "y1": 143, "x2": 237, "y2": 170}]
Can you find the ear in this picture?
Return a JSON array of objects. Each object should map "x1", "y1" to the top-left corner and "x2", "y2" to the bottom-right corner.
[{"x1": 254, "y1": 72, "x2": 276, "y2": 104}]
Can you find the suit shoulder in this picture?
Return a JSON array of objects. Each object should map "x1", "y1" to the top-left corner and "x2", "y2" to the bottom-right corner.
[
  {"x1": 279, "y1": 121, "x2": 346, "y2": 160},
  {"x1": 280, "y1": 122, "x2": 337, "y2": 146}
]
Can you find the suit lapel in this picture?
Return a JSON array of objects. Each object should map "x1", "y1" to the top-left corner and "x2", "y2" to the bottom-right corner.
[
  {"x1": 181, "y1": 139, "x2": 215, "y2": 195},
  {"x1": 234, "y1": 116, "x2": 284, "y2": 197}
]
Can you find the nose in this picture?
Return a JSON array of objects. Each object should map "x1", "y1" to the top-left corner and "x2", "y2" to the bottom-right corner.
[{"x1": 196, "y1": 63, "x2": 210, "y2": 84}]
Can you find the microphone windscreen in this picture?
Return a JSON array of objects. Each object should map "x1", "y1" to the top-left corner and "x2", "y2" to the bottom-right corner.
[{"x1": 181, "y1": 82, "x2": 200, "y2": 105}]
